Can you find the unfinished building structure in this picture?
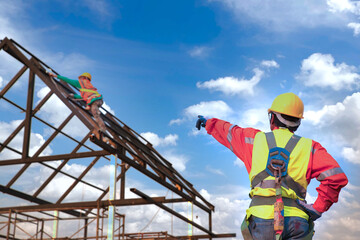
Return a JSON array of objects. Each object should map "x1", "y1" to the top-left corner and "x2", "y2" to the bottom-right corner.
[{"x1": 0, "y1": 37, "x2": 236, "y2": 239}]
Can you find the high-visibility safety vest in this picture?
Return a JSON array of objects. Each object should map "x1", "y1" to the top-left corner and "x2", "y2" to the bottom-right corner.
[
  {"x1": 79, "y1": 78, "x2": 102, "y2": 105},
  {"x1": 246, "y1": 128, "x2": 312, "y2": 220}
]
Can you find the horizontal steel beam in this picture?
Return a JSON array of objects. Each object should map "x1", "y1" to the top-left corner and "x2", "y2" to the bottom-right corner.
[
  {"x1": 176, "y1": 233, "x2": 237, "y2": 239},
  {"x1": 0, "y1": 150, "x2": 109, "y2": 166},
  {"x1": 0, "y1": 197, "x2": 187, "y2": 214},
  {"x1": 0, "y1": 185, "x2": 82, "y2": 217}
]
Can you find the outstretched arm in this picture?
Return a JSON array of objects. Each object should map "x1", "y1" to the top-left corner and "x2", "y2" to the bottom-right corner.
[
  {"x1": 202, "y1": 118, "x2": 260, "y2": 173},
  {"x1": 56, "y1": 75, "x2": 81, "y2": 88},
  {"x1": 308, "y1": 141, "x2": 348, "y2": 213}
]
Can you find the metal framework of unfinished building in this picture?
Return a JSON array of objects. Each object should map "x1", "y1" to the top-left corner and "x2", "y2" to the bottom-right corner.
[{"x1": 0, "y1": 37, "x2": 236, "y2": 239}]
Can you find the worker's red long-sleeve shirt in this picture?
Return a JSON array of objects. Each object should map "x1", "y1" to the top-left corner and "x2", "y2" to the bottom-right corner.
[{"x1": 205, "y1": 118, "x2": 348, "y2": 213}]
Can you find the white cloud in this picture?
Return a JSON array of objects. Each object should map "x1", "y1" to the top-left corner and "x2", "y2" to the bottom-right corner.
[
  {"x1": 36, "y1": 86, "x2": 89, "y2": 138},
  {"x1": 341, "y1": 147, "x2": 360, "y2": 164},
  {"x1": 206, "y1": 165, "x2": 225, "y2": 176},
  {"x1": 170, "y1": 100, "x2": 234, "y2": 126},
  {"x1": 100, "y1": 101, "x2": 115, "y2": 115},
  {"x1": 313, "y1": 183, "x2": 360, "y2": 239},
  {"x1": 234, "y1": 158, "x2": 244, "y2": 168},
  {"x1": 261, "y1": 60, "x2": 279, "y2": 68},
  {"x1": 140, "y1": 132, "x2": 178, "y2": 147},
  {"x1": 0, "y1": 120, "x2": 52, "y2": 160},
  {"x1": 184, "y1": 100, "x2": 233, "y2": 119},
  {"x1": 169, "y1": 118, "x2": 185, "y2": 126},
  {"x1": 0, "y1": 76, "x2": 3, "y2": 88},
  {"x1": 162, "y1": 150, "x2": 189, "y2": 172},
  {"x1": 196, "y1": 68, "x2": 263, "y2": 96},
  {"x1": 210, "y1": 0, "x2": 352, "y2": 32},
  {"x1": 327, "y1": 0, "x2": 359, "y2": 14},
  {"x1": 297, "y1": 53, "x2": 360, "y2": 90},
  {"x1": 188, "y1": 46, "x2": 211, "y2": 58},
  {"x1": 83, "y1": 0, "x2": 112, "y2": 18},
  {"x1": 198, "y1": 187, "x2": 250, "y2": 237},
  {"x1": 0, "y1": 0, "x2": 28, "y2": 43},
  {"x1": 348, "y1": 22, "x2": 360, "y2": 35},
  {"x1": 304, "y1": 92, "x2": 360, "y2": 164},
  {"x1": 240, "y1": 107, "x2": 269, "y2": 132}
]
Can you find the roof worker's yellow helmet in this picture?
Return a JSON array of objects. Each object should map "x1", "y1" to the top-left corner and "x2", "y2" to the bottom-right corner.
[
  {"x1": 79, "y1": 72, "x2": 92, "y2": 81},
  {"x1": 268, "y1": 92, "x2": 304, "y2": 119}
]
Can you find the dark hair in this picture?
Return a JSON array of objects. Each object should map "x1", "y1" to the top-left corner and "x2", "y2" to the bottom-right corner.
[{"x1": 272, "y1": 113, "x2": 300, "y2": 132}]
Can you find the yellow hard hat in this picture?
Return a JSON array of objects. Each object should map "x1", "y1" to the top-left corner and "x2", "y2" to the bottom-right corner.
[
  {"x1": 268, "y1": 92, "x2": 304, "y2": 119},
  {"x1": 78, "y1": 72, "x2": 92, "y2": 81}
]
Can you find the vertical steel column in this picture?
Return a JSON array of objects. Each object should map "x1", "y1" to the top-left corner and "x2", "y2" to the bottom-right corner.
[
  {"x1": 84, "y1": 218, "x2": 88, "y2": 240},
  {"x1": 107, "y1": 154, "x2": 117, "y2": 240},
  {"x1": 96, "y1": 202, "x2": 100, "y2": 240},
  {"x1": 122, "y1": 215, "x2": 125, "y2": 240},
  {"x1": 209, "y1": 211, "x2": 212, "y2": 240},
  {"x1": 36, "y1": 220, "x2": 39, "y2": 239},
  {"x1": 6, "y1": 210, "x2": 11, "y2": 240},
  {"x1": 120, "y1": 161, "x2": 125, "y2": 200},
  {"x1": 40, "y1": 220, "x2": 44, "y2": 240},
  {"x1": 12, "y1": 212, "x2": 17, "y2": 239},
  {"x1": 22, "y1": 69, "x2": 35, "y2": 159},
  {"x1": 52, "y1": 210, "x2": 59, "y2": 239}
]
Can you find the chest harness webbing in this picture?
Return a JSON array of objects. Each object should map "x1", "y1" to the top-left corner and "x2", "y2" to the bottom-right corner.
[{"x1": 241, "y1": 132, "x2": 314, "y2": 240}]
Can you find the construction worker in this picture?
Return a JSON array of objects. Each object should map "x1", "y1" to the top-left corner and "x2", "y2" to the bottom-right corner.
[
  {"x1": 48, "y1": 72, "x2": 107, "y2": 135},
  {"x1": 196, "y1": 92, "x2": 348, "y2": 240}
]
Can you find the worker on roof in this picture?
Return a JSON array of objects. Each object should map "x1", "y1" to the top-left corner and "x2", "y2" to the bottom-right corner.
[
  {"x1": 196, "y1": 92, "x2": 348, "y2": 240},
  {"x1": 48, "y1": 72, "x2": 106, "y2": 135}
]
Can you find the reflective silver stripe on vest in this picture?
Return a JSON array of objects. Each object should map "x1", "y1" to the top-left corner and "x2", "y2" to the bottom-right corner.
[
  {"x1": 311, "y1": 147, "x2": 317, "y2": 155},
  {"x1": 317, "y1": 167, "x2": 344, "y2": 181},
  {"x1": 227, "y1": 125, "x2": 236, "y2": 151},
  {"x1": 284, "y1": 134, "x2": 301, "y2": 153},
  {"x1": 245, "y1": 137, "x2": 254, "y2": 145},
  {"x1": 253, "y1": 179, "x2": 290, "y2": 190}
]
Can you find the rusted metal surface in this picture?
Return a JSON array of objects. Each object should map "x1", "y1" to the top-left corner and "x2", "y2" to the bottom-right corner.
[{"x1": 0, "y1": 37, "x2": 235, "y2": 239}]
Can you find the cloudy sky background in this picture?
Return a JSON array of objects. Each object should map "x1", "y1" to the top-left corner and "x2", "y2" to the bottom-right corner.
[{"x1": 0, "y1": 0, "x2": 360, "y2": 239}]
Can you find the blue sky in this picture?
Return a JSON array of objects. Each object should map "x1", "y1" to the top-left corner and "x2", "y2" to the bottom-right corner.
[{"x1": 1, "y1": 0, "x2": 360, "y2": 239}]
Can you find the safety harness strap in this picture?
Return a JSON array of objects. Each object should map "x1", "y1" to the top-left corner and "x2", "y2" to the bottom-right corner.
[
  {"x1": 282, "y1": 175, "x2": 307, "y2": 199},
  {"x1": 265, "y1": 132, "x2": 277, "y2": 149},
  {"x1": 251, "y1": 169, "x2": 269, "y2": 188},
  {"x1": 250, "y1": 132, "x2": 303, "y2": 195},
  {"x1": 284, "y1": 134, "x2": 301, "y2": 153}
]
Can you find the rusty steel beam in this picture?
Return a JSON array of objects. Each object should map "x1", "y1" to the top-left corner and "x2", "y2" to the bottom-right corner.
[
  {"x1": 0, "y1": 150, "x2": 109, "y2": 166},
  {"x1": 0, "y1": 185, "x2": 83, "y2": 217},
  {"x1": 0, "y1": 37, "x2": 226, "y2": 239},
  {"x1": 33, "y1": 131, "x2": 93, "y2": 198},
  {"x1": 6, "y1": 112, "x2": 75, "y2": 188},
  {"x1": 0, "y1": 197, "x2": 187, "y2": 214},
  {"x1": 103, "y1": 113, "x2": 214, "y2": 211},
  {"x1": 91, "y1": 136, "x2": 212, "y2": 214},
  {"x1": 175, "y1": 233, "x2": 237, "y2": 239},
  {"x1": 56, "y1": 156, "x2": 101, "y2": 204},
  {"x1": 22, "y1": 69, "x2": 35, "y2": 159},
  {"x1": 0, "y1": 65, "x2": 28, "y2": 98}
]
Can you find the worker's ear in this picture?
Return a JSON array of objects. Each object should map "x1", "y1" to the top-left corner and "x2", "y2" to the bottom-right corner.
[{"x1": 269, "y1": 112, "x2": 276, "y2": 130}]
